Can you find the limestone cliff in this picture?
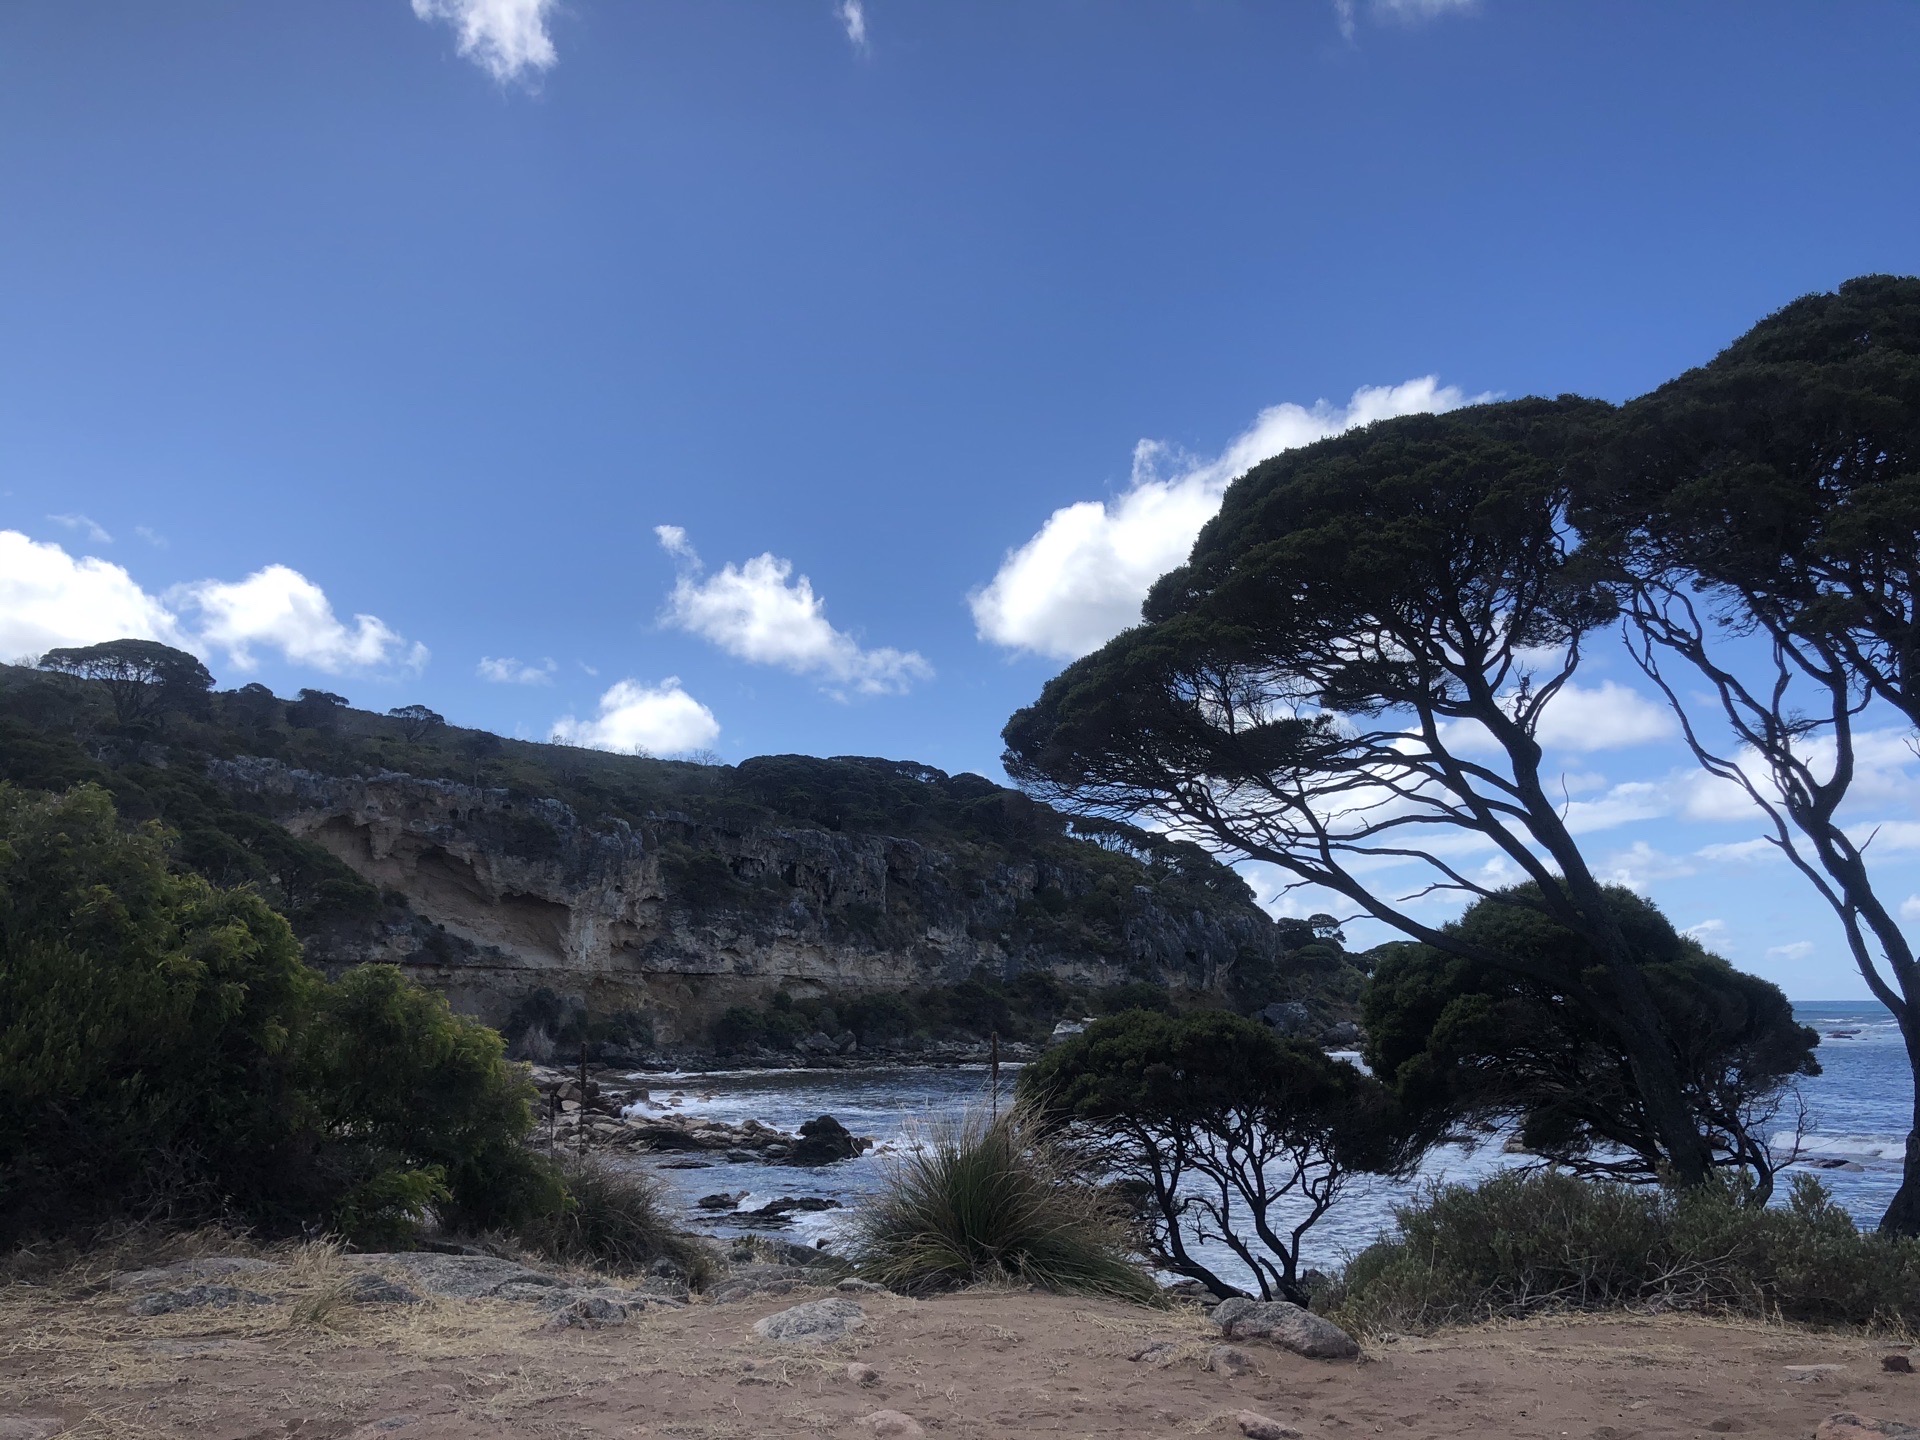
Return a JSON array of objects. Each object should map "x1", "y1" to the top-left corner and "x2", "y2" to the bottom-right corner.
[{"x1": 205, "y1": 755, "x2": 1281, "y2": 1045}]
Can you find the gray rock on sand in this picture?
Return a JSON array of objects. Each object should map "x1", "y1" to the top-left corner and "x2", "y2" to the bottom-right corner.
[
  {"x1": 544, "y1": 1295, "x2": 629, "y2": 1329},
  {"x1": 1207, "y1": 1345, "x2": 1260, "y2": 1376},
  {"x1": 1211, "y1": 1296, "x2": 1359, "y2": 1360},
  {"x1": 836, "y1": 1278, "x2": 888, "y2": 1294},
  {"x1": 752, "y1": 1297, "x2": 868, "y2": 1343},
  {"x1": 0, "y1": 1419, "x2": 67, "y2": 1440},
  {"x1": 1129, "y1": 1340, "x2": 1181, "y2": 1366},
  {"x1": 1816, "y1": 1417, "x2": 1920, "y2": 1440},
  {"x1": 110, "y1": 1256, "x2": 280, "y2": 1292},
  {"x1": 127, "y1": 1284, "x2": 274, "y2": 1317},
  {"x1": 860, "y1": 1412, "x2": 925, "y2": 1439},
  {"x1": 342, "y1": 1274, "x2": 422, "y2": 1305},
  {"x1": 349, "y1": 1253, "x2": 568, "y2": 1300},
  {"x1": 847, "y1": 1362, "x2": 881, "y2": 1385},
  {"x1": 1236, "y1": 1411, "x2": 1302, "y2": 1440},
  {"x1": 1785, "y1": 1365, "x2": 1850, "y2": 1384}
]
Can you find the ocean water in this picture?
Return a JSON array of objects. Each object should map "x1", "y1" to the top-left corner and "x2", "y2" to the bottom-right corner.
[{"x1": 617, "y1": 1000, "x2": 1912, "y2": 1276}]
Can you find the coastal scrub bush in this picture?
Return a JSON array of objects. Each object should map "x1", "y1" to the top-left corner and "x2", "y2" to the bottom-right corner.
[
  {"x1": 1021, "y1": 1009, "x2": 1422, "y2": 1302},
  {"x1": 515, "y1": 1158, "x2": 714, "y2": 1285},
  {"x1": 850, "y1": 1103, "x2": 1157, "y2": 1301},
  {"x1": 1331, "y1": 1168, "x2": 1920, "y2": 1333}
]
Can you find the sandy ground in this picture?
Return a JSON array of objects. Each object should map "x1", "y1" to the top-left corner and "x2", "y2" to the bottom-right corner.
[{"x1": 2, "y1": 1264, "x2": 1916, "y2": 1440}]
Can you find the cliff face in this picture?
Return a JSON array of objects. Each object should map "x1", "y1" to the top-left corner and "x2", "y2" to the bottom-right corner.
[{"x1": 208, "y1": 757, "x2": 1278, "y2": 1044}]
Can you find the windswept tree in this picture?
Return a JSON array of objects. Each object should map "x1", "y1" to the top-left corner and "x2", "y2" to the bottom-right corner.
[
  {"x1": 38, "y1": 639, "x2": 213, "y2": 725},
  {"x1": 388, "y1": 704, "x2": 446, "y2": 742},
  {"x1": 1003, "y1": 399, "x2": 1731, "y2": 1186},
  {"x1": 1580, "y1": 274, "x2": 1920, "y2": 1232},
  {"x1": 1364, "y1": 884, "x2": 1819, "y2": 1202},
  {"x1": 1021, "y1": 1009, "x2": 1416, "y2": 1301}
]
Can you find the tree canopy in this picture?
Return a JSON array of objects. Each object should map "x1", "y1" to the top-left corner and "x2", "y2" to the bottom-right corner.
[
  {"x1": 1021, "y1": 1008, "x2": 1417, "y2": 1300},
  {"x1": 38, "y1": 639, "x2": 213, "y2": 725},
  {"x1": 1363, "y1": 884, "x2": 1819, "y2": 1201},
  {"x1": 1003, "y1": 398, "x2": 1725, "y2": 1185}
]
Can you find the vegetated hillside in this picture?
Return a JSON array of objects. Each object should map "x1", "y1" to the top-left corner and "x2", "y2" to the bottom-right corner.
[{"x1": 0, "y1": 662, "x2": 1365, "y2": 1058}]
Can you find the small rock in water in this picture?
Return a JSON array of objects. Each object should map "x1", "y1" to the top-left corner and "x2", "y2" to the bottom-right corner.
[
  {"x1": 847, "y1": 1361, "x2": 881, "y2": 1385},
  {"x1": 697, "y1": 1191, "x2": 747, "y2": 1211},
  {"x1": 1816, "y1": 1417, "x2": 1920, "y2": 1440},
  {"x1": 1236, "y1": 1410, "x2": 1302, "y2": 1440},
  {"x1": 789, "y1": 1114, "x2": 865, "y2": 1165},
  {"x1": 860, "y1": 1411, "x2": 924, "y2": 1439},
  {"x1": 128, "y1": 1284, "x2": 275, "y2": 1317},
  {"x1": 1211, "y1": 1297, "x2": 1359, "y2": 1360},
  {"x1": 752, "y1": 1297, "x2": 868, "y2": 1343},
  {"x1": 1207, "y1": 1345, "x2": 1259, "y2": 1376}
]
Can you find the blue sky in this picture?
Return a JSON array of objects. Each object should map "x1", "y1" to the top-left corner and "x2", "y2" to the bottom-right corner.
[{"x1": 2, "y1": 1, "x2": 1917, "y2": 997}]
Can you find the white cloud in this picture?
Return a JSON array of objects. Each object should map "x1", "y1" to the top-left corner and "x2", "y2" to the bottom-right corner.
[
  {"x1": 0, "y1": 530, "x2": 186, "y2": 661},
  {"x1": 1902, "y1": 895, "x2": 1920, "y2": 922},
  {"x1": 657, "y1": 527, "x2": 932, "y2": 696},
  {"x1": 969, "y1": 377, "x2": 1491, "y2": 661},
  {"x1": 178, "y1": 565, "x2": 427, "y2": 674},
  {"x1": 1696, "y1": 837, "x2": 1779, "y2": 865},
  {"x1": 837, "y1": 0, "x2": 869, "y2": 52},
  {"x1": 1533, "y1": 681, "x2": 1675, "y2": 752},
  {"x1": 134, "y1": 525, "x2": 168, "y2": 548},
  {"x1": 478, "y1": 655, "x2": 556, "y2": 685},
  {"x1": 1597, "y1": 840, "x2": 1695, "y2": 893},
  {"x1": 551, "y1": 677, "x2": 720, "y2": 756},
  {"x1": 1767, "y1": 940, "x2": 1816, "y2": 961},
  {"x1": 1681, "y1": 918, "x2": 1727, "y2": 943},
  {"x1": 411, "y1": 0, "x2": 557, "y2": 84},
  {"x1": 1335, "y1": 0, "x2": 1476, "y2": 40},
  {"x1": 1561, "y1": 780, "x2": 1669, "y2": 835},
  {"x1": 1847, "y1": 820, "x2": 1920, "y2": 854},
  {"x1": 47, "y1": 512, "x2": 112, "y2": 544}
]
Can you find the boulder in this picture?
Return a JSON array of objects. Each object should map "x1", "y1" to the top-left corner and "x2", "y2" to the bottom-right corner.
[
  {"x1": 544, "y1": 1295, "x2": 629, "y2": 1329},
  {"x1": 342, "y1": 1274, "x2": 422, "y2": 1305},
  {"x1": 1236, "y1": 1411, "x2": 1302, "y2": 1440},
  {"x1": 752, "y1": 1297, "x2": 868, "y2": 1343},
  {"x1": 127, "y1": 1284, "x2": 274, "y2": 1317},
  {"x1": 707, "y1": 1263, "x2": 814, "y2": 1304},
  {"x1": 1816, "y1": 1418, "x2": 1920, "y2": 1440},
  {"x1": 860, "y1": 1412, "x2": 924, "y2": 1439},
  {"x1": 349, "y1": 1253, "x2": 568, "y2": 1300},
  {"x1": 789, "y1": 1115, "x2": 863, "y2": 1165},
  {"x1": 1211, "y1": 1297, "x2": 1359, "y2": 1360},
  {"x1": 110, "y1": 1257, "x2": 280, "y2": 1292}
]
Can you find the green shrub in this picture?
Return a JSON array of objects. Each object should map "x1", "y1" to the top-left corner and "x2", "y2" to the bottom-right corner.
[
  {"x1": 1332, "y1": 1169, "x2": 1920, "y2": 1334},
  {"x1": 849, "y1": 1103, "x2": 1157, "y2": 1301},
  {"x1": 516, "y1": 1158, "x2": 713, "y2": 1285}
]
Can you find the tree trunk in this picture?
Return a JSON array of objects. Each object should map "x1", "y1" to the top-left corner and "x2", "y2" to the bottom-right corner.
[{"x1": 1878, "y1": 1027, "x2": 1920, "y2": 1237}]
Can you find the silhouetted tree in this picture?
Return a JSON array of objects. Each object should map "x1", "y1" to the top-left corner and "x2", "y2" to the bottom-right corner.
[
  {"x1": 388, "y1": 704, "x2": 446, "y2": 742},
  {"x1": 38, "y1": 639, "x2": 213, "y2": 724}
]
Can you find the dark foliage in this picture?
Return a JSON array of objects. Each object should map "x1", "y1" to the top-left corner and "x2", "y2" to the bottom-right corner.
[
  {"x1": 1021, "y1": 1009, "x2": 1420, "y2": 1301},
  {"x1": 39, "y1": 640, "x2": 213, "y2": 725},
  {"x1": 1364, "y1": 884, "x2": 1818, "y2": 1201}
]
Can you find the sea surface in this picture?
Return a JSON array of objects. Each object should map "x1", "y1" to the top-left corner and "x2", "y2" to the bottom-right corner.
[{"x1": 617, "y1": 1000, "x2": 1910, "y2": 1278}]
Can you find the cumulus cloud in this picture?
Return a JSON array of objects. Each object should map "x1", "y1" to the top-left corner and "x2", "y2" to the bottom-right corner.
[
  {"x1": 837, "y1": 0, "x2": 869, "y2": 52},
  {"x1": 0, "y1": 530, "x2": 186, "y2": 661},
  {"x1": 1597, "y1": 840, "x2": 1695, "y2": 893},
  {"x1": 411, "y1": 0, "x2": 557, "y2": 83},
  {"x1": 177, "y1": 565, "x2": 427, "y2": 675},
  {"x1": 478, "y1": 655, "x2": 557, "y2": 684},
  {"x1": 1903, "y1": 895, "x2": 1920, "y2": 922},
  {"x1": 1767, "y1": 940, "x2": 1816, "y2": 961},
  {"x1": 656, "y1": 526, "x2": 932, "y2": 696},
  {"x1": 969, "y1": 377, "x2": 1491, "y2": 661},
  {"x1": 47, "y1": 512, "x2": 113, "y2": 544},
  {"x1": 551, "y1": 677, "x2": 720, "y2": 756},
  {"x1": 1447, "y1": 681, "x2": 1676, "y2": 756}
]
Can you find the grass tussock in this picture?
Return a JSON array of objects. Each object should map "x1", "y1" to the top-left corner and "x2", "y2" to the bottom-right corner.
[
  {"x1": 1330, "y1": 1169, "x2": 1920, "y2": 1334},
  {"x1": 850, "y1": 1102, "x2": 1158, "y2": 1302},
  {"x1": 513, "y1": 1158, "x2": 715, "y2": 1287}
]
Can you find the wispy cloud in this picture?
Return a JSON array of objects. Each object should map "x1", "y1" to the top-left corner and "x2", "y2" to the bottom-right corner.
[
  {"x1": 47, "y1": 513, "x2": 112, "y2": 544},
  {"x1": 134, "y1": 525, "x2": 168, "y2": 548},
  {"x1": 478, "y1": 655, "x2": 557, "y2": 685},
  {"x1": 1335, "y1": 0, "x2": 1478, "y2": 41},
  {"x1": 970, "y1": 377, "x2": 1493, "y2": 662},
  {"x1": 656, "y1": 526, "x2": 932, "y2": 697},
  {"x1": 411, "y1": 0, "x2": 557, "y2": 84},
  {"x1": 837, "y1": 0, "x2": 870, "y2": 54}
]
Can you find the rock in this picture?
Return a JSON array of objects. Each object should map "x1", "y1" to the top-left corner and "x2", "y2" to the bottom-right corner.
[
  {"x1": 860, "y1": 1412, "x2": 925, "y2": 1439},
  {"x1": 1236, "y1": 1411, "x2": 1302, "y2": 1440},
  {"x1": 1785, "y1": 1365, "x2": 1850, "y2": 1383},
  {"x1": 544, "y1": 1295, "x2": 629, "y2": 1329},
  {"x1": 1883, "y1": 1355, "x2": 1915, "y2": 1373},
  {"x1": 127, "y1": 1284, "x2": 274, "y2": 1317},
  {"x1": 350, "y1": 1253, "x2": 568, "y2": 1300},
  {"x1": 697, "y1": 1191, "x2": 747, "y2": 1211},
  {"x1": 741, "y1": 1195, "x2": 844, "y2": 1223},
  {"x1": 348, "y1": 1421, "x2": 417, "y2": 1439},
  {"x1": 1129, "y1": 1341, "x2": 1181, "y2": 1367},
  {"x1": 847, "y1": 1362, "x2": 881, "y2": 1385},
  {"x1": 1816, "y1": 1417, "x2": 1920, "y2": 1440},
  {"x1": 836, "y1": 1278, "x2": 888, "y2": 1293},
  {"x1": 1161, "y1": 1278, "x2": 1212, "y2": 1303},
  {"x1": 109, "y1": 1256, "x2": 280, "y2": 1292},
  {"x1": 706, "y1": 1264, "x2": 813, "y2": 1304},
  {"x1": 1255, "y1": 1002, "x2": 1312, "y2": 1037},
  {"x1": 1207, "y1": 1345, "x2": 1260, "y2": 1376},
  {"x1": 343, "y1": 1274, "x2": 422, "y2": 1305},
  {"x1": 789, "y1": 1114, "x2": 863, "y2": 1165},
  {"x1": 0, "y1": 1419, "x2": 67, "y2": 1440},
  {"x1": 1320, "y1": 1019, "x2": 1363, "y2": 1047},
  {"x1": 752, "y1": 1297, "x2": 868, "y2": 1343},
  {"x1": 1211, "y1": 1297, "x2": 1359, "y2": 1360}
]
